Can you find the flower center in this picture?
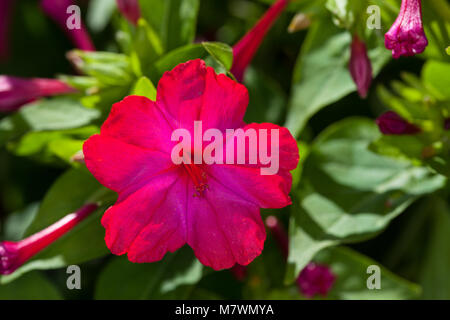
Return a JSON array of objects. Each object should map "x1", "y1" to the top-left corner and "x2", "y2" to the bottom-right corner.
[{"x1": 183, "y1": 163, "x2": 208, "y2": 196}]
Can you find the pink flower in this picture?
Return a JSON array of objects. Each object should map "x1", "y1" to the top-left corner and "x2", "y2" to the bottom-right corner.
[
  {"x1": 385, "y1": 0, "x2": 428, "y2": 59},
  {"x1": 0, "y1": 204, "x2": 98, "y2": 275},
  {"x1": 0, "y1": 76, "x2": 75, "y2": 112},
  {"x1": 0, "y1": 0, "x2": 14, "y2": 62},
  {"x1": 376, "y1": 111, "x2": 421, "y2": 135},
  {"x1": 40, "y1": 0, "x2": 95, "y2": 51},
  {"x1": 349, "y1": 35, "x2": 372, "y2": 98},
  {"x1": 83, "y1": 59, "x2": 299, "y2": 270},
  {"x1": 116, "y1": 0, "x2": 141, "y2": 25},
  {"x1": 297, "y1": 263, "x2": 336, "y2": 298},
  {"x1": 231, "y1": 0, "x2": 289, "y2": 82}
]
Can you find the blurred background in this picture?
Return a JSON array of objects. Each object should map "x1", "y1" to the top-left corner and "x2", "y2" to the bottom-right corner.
[{"x1": 0, "y1": 0, "x2": 449, "y2": 300}]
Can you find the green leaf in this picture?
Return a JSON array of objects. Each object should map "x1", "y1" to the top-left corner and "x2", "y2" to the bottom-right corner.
[
  {"x1": 420, "y1": 198, "x2": 450, "y2": 299},
  {"x1": 316, "y1": 247, "x2": 421, "y2": 300},
  {"x1": 8, "y1": 126, "x2": 98, "y2": 165},
  {"x1": 285, "y1": 17, "x2": 390, "y2": 137},
  {"x1": 286, "y1": 118, "x2": 446, "y2": 282},
  {"x1": 201, "y1": 42, "x2": 234, "y2": 71},
  {"x1": 131, "y1": 19, "x2": 164, "y2": 76},
  {"x1": 2, "y1": 203, "x2": 39, "y2": 241},
  {"x1": 0, "y1": 271, "x2": 62, "y2": 300},
  {"x1": 18, "y1": 98, "x2": 100, "y2": 132},
  {"x1": 131, "y1": 76, "x2": 157, "y2": 100},
  {"x1": 243, "y1": 67, "x2": 287, "y2": 124},
  {"x1": 161, "y1": 0, "x2": 200, "y2": 52},
  {"x1": 0, "y1": 168, "x2": 113, "y2": 284},
  {"x1": 138, "y1": 0, "x2": 166, "y2": 35},
  {"x1": 68, "y1": 50, "x2": 134, "y2": 86},
  {"x1": 422, "y1": 60, "x2": 450, "y2": 100},
  {"x1": 152, "y1": 42, "x2": 234, "y2": 81},
  {"x1": 95, "y1": 247, "x2": 203, "y2": 299},
  {"x1": 152, "y1": 43, "x2": 206, "y2": 80}
]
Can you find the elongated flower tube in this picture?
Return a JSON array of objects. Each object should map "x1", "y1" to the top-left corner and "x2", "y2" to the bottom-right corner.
[
  {"x1": 116, "y1": 0, "x2": 141, "y2": 25},
  {"x1": 376, "y1": 111, "x2": 421, "y2": 135},
  {"x1": 0, "y1": 76, "x2": 75, "y2": 112},
  {"x1": 41, "y1": 0, "x2": 95, "y2": 51},
  {"x1": 0, "y1": 0, "x2": 14, "y2": 61},
  {"x1": 349, "y1": 35, "x2": 372, "y2": 98},
  {"x1": 385, "y1": 0, "x2": 428, "y2": 58},
  {"x1": 296, "y1": 263, "x2": 336, "y2": 298},
  {"x1": 0, "y1": 203, "x2": 98, "y2": 275},
  {"x1": 231, "y1": 0, "x2": 289, "y2": 82}
]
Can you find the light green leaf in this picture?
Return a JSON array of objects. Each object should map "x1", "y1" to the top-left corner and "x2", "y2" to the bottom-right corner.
[
  {"x1": 18, "y1": 99, "x2": 100, "y2": 132},
  {"x1": 286, "y1": 118, "x2": 446, "y2": 282},
  {"x1": 316, "y1": 247, "x2": 421, "y2": 300},
  {"x1": 201, "y1": 42, "x2": 234, "y2": 71},
  {"x1": 131, "y1": 76, "x2": 157, "y2": 100}
]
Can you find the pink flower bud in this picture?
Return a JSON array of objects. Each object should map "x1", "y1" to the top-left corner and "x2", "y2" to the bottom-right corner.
[
  {"x1": 376, "y1": 111, "x2": 421, "y2": 135},
  {"x1": 297, "y1": 263, "x2": 336, "y2": 298},
  {"x1": 0, "y1": 76, "x2": 75, "y2": 112},
  {"x1": 116, "y1": 0, "x2": 141, "y2": 25},
  {"x1": 265, "y1": 215, "x2": 289, "y2": 260},
  {"x1": 385, "y1": 0, "x2": 428, "y2": 59},
  {"x1": 231, "y1": 0, "x2": 289, "y2": 82},
  {"x1": 0, "y1": 203, "x2": 98, "y2": 275},
  {"x1": 40, "y1": 0, "x2": 95, "y2": 51},
  {"x1": 0, "y1": 0, "x2": 14, "y2": 62},
  {"x1": 349, "y1": 35, "x2": 373, "y2": 98}
]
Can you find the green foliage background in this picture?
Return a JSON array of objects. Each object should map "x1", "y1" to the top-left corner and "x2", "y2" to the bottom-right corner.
[{"x1": 0, "y1": 0, "x2": 449, "y2": 300}]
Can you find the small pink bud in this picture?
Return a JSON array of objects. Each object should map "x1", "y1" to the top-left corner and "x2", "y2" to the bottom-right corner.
[
  {"x1": 0, "y1": 76, "x2": 75, "y2": 112},
  {"x1": 376, "y1": 111, "x2": 421, "y2": 135},
  {"x1": 297, "y1": 263, "x2": 336, "y2": 298},
  {"x1": 231, "y1": 0, "x2": 289, "y2": 82},
  {"x1": 349, "y1": 35, "x2": 372, "y2": 98},
  {"x1": 385, "y1": 0, "x2": 428, "y2": 58},
  {"x1": 116, "y1": 0, "x2": 141, "y2": 25},
  {"x1": 0, "y1": 203, "x2": 98, "y2": 275},
  {"x1": 40, "y1": 0, "x2": 95, "y2": 51},
  {"x1": 265, "y1": 216, "x2": 289, "y2": 260}
]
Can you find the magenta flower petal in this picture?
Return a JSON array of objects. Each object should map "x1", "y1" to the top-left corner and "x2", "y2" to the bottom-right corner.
[
  {"x1": 376, "y1": 111, "x2": 421, "y2": 135},
  {"x1": 297, "y1": 263, "x2": 336, "y2": 298},
  {"x1": 0, "y1": 0, "x2": 14, "y2": 62},
  {"x1": 349, "y1": 35, "x2": 372, "y2": 98},
  {"x1": 40, "y1": 0, "x2": 95, "y2": 51},
  {"x1": 116, "y1": 0, "x2": 141, "y2": 25},
  {"x1": 83, "y1": 59, "x2": 300, "y2": 270},
  {"x1": 385, "y1": 0, "x2": 428, "y2": 58},
  {"x1": 231, "y1": 0, "x2": 289, "y2": 82},
  {"x1": 0, "y1": 204, "x2": 97, "y2": 275},
  {"x1": 0, "y1": 76, "x2": 75, "y2": 112}
]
